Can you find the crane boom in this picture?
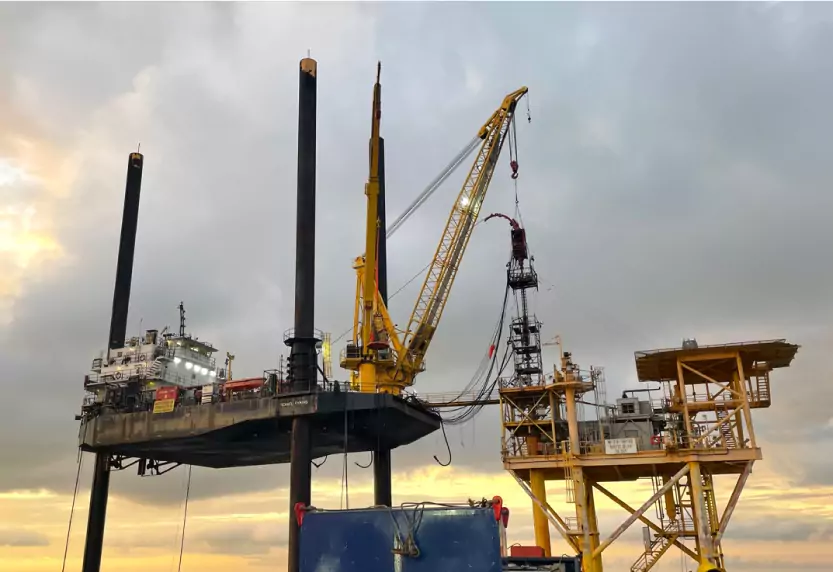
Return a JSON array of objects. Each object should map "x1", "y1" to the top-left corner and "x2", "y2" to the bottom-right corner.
[
  {"x1": 341, "y1": 81, "x2": 528, "y2": 394},
  {"x1": 399, "y1": 87, "x2": 528, "y2": 374}
]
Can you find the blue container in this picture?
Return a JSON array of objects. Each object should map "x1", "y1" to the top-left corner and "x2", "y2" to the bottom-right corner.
[{"x1": 299, "y1": 504, "x2": 503, "y2": 572}]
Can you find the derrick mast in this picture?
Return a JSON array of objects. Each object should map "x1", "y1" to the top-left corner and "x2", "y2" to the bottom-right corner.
[{"x1": 486, "y1": 213, "x2": 543, "y2": 389}]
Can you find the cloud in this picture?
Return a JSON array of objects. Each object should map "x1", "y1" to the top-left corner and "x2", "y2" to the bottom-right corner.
[
  {"x1": 1, "y1": 466, "x2": 831, "y2": 571},
  {"x1": 729, "y1": 519, "x2": 833, "y2": 543},
  {"x1": 193, "y1": 525, "x2": 279, "y2": 556},
  {"x1": 0, "y1": 528, "x2": 49, "y2": 547},
  {"x1": 0, "y1": 3, "x2": 832, "y2": 569}
]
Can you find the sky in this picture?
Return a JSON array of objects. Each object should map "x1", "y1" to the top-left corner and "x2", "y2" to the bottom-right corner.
[{"x1": 1, "y1": 1, "x2": 833, "y2": 571}]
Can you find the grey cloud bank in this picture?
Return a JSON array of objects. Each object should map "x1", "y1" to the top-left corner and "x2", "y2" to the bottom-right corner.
[{"x1": 1, "y1": 1, "x2": 832, "y2": 514}]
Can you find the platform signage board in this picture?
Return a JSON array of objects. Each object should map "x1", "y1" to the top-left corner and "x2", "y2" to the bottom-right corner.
[
  {"x1": 155, "y1": 386, "x2": 178, "y2": 401},
  {"x1": 153, "y1": 399, "x2": 175, "y2": 414},
  {"x1": 604, "y1": 438, "x2": 638, "y2": 455}
]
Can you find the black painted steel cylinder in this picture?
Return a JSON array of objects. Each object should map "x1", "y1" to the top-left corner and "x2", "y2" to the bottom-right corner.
[{"x1": 288, "y1": 57, "x2": 318, "y2": 572}]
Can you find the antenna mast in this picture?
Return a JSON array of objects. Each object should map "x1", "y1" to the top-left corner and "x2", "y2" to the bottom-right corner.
[{"x1": 178, "y1": 302, "x2": 186, "y2": 337}]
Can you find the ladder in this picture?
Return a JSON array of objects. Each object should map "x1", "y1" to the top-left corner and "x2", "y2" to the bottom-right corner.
[
  {"x1": 651, "y1": 476, "x2": 667, "y2": 521},
  {"x1": 702, "y1": 471, "x2": 725, "y2": 567},
  {"x1": 702, "y1": 472, "x2": 719, "y2": 532},
  {"x1": 563, "y1": 442, "x2": 575, "y2": 503},
  {"x1": 754, "y1": 372, "x2": 771, "y2": 406},
  {"x1": 674, "y1": 475, "x2": 697, "y2": 538}
]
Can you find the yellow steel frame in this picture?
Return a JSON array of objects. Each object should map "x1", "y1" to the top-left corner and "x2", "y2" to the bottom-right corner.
[
  {"x1": 342, "y1": 80, "x2": 529, "y2": 394},
  {"x1": 500, "y1": 340, "x2": 797, "y2": 572}
]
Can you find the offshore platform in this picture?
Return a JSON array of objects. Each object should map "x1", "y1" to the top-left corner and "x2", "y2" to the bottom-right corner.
[
  {"x1": 481, "y1": 220, "x2": 799, "y2": 571},
  {"x1": 426, "y1": 207, "x2": 799, "y2": 571},
  {"x1": 73, "y1": 57, "x2": 799, "y2": 572}
]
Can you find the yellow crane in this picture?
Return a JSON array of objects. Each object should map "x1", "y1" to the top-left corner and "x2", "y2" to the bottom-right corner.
[
  {"x1": 340, "y1": 63, "x2": 528, "y2": 395},
  {"x1": 321, "y1": 332, "x2": 332, "y2": 381}
]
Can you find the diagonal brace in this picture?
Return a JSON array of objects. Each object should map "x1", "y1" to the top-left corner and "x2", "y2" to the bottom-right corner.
[
  {"x1": 681, "y1": 362, "x2": 737, "y2": 395},
  {"x1": 591, "y1": 464, "x2": 690, "y2": 559},
  {"x1": 593, "y1": 482, "x2": 698, "y2": 562},
  {"x1": 715, "y1": 461, "x2": 753, "y2": 545}
]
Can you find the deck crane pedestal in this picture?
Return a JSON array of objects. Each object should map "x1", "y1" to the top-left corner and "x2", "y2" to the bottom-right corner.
[{"x1": 340, "y1": 81, "x2": 529, "y2": 395}]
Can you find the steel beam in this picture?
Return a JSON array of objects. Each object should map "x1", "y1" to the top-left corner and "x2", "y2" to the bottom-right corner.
[
  {"x1": 715, "y1": 461, "x2": 753, "y2": 545},
  {"x1": 593, "y1": 482, "x2": 698, "y2": 561},
  {"x1": 592, "y1": 464, "x2": 690, "y2": 559}
]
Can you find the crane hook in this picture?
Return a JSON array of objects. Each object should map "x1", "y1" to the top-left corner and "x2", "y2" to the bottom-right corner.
[{"x1": 510, "y1": 160, "x2": 519, "y2": 180}]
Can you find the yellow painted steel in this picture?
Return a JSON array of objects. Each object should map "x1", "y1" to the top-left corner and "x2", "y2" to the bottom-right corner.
[
  {"x1": 586, "y1": 485, "x2": 602, "y2": 571},
  {"x1": 530, "y1": 470, "x2": 551, "y2": 556},
  {"x1": 357, "y1": 63, "x2": 383, "y2": 393},
  {"x1": 342, "y1": 78, "x2": 528, "y2": 394},
  {"x1": 500, "y1": 339, "x2": 798, "y2": 572}
]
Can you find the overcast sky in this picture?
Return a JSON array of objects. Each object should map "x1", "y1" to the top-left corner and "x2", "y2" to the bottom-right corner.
[{"x1": 2, "y1": 2, "x2": 833, "y2": 571}]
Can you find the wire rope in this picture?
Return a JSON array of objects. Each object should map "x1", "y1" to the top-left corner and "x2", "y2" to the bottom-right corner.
[
  {"x1": 60, "y1": 450, "x2": 84, "y2": 572},
  {"x1": 176, "y1": 465, "x2": 192, "y2": 572}
]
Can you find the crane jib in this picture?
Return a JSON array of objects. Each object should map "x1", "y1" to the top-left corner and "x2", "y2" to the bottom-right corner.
[
  {"x1": 398, "y1": 91, "x2": 525, "y2": 376},
  {"x1": 344, "y1": 85, "x2": 527, "y2": 393}
]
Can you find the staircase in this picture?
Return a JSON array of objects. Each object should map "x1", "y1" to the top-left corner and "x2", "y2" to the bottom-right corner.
[
  {"x1": 629, "y1": 521, "x2": 680, "y2": 572},
  {"x1": 752, "y1": 372, "x2": 771, "y2": 407},
  {"x1": 715, "y1": 408, "x2": 737, "y2": 449},
  {"x1": 147, "y1": 358, "x2": 164, "y2": 378}
]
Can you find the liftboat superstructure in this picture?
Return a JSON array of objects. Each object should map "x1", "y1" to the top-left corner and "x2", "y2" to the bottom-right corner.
[
  {"x1": 85, "y1": 305, "x2": 222, "y2": 388},
  {"x1": 81, "y1": 303, "x2": 230, "y2": 418}
]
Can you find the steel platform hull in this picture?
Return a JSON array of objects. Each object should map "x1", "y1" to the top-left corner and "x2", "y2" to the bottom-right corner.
[{"x1": 78, "y1": 391, "x2": 441, "y2": 468}]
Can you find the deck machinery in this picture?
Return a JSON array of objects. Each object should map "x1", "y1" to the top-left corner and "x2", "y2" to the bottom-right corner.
[{"x1": 500, "y1": 335, "x2": 799, "y2": 571}]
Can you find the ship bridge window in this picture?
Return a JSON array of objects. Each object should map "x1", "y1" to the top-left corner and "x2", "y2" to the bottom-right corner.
[{"x1": 621, "y1": 402, "x2": 635, "y2": 415}]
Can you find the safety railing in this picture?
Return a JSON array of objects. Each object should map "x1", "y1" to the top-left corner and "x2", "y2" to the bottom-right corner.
[{"x1": 283, "y1": 328, "x2": 324, "y2": 343}]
